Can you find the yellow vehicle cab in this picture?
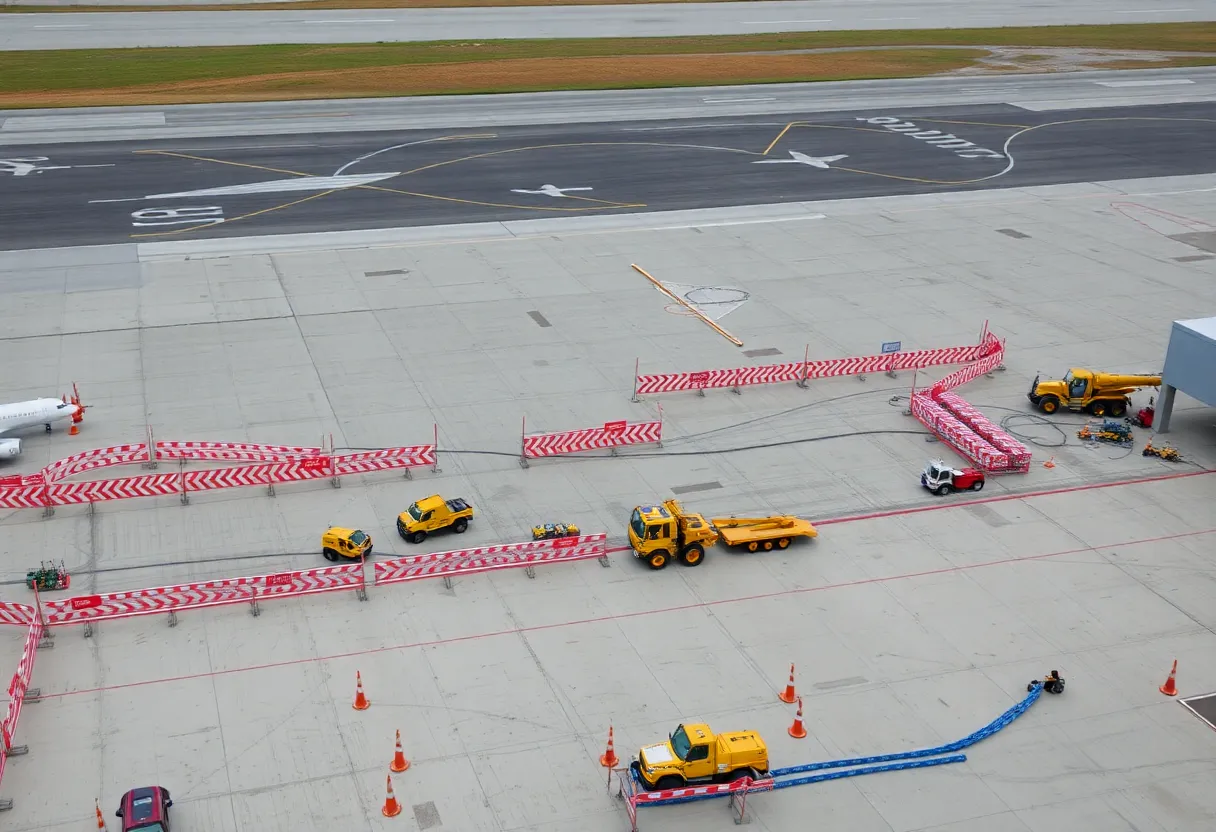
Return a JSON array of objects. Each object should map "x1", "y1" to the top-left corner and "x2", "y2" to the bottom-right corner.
[
  {"x1": 632, "y1": 722, "x2": 769, "y2": 791},
  {"x1": 396, "y1": 494, "x2": 474, "y2": 544},
  {"x1": 321, "y1": 527, "x2": 372, "y2": 561}
]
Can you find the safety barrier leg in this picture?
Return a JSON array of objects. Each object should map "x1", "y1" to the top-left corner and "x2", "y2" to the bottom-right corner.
[{"x1": 728, "y1": 782, "x2": 752, "y2": 825}]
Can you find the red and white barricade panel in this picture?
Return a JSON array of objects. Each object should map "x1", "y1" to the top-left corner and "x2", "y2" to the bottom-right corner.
[
  {"x1": 0, "y1": 602, "x2": 36, "y2": 628},
  {"x1": 3, "y1": 619, "x2": 43, "y2": 754},
  {"x1": 634, "y1": 325, "x2": 1002, "y2": 397},
  {"x1": 44, "y1": 564, "x2": 364, "y2": 626},
  {"x1": 375, "y1": 534, "x2": 607, "y2": 586},
  {"x1": 0, "y1": 443, "x2": 435, "y2": 511},
  {"x1": 936, "y1": 392, "x2": 1032, "y2": 473},
  {"x1": 911, "y1": 393, "x2": 1007, "y2": 472},
  {"x1": 524, "y1": 421, "x2": 661, "y2": 460}
]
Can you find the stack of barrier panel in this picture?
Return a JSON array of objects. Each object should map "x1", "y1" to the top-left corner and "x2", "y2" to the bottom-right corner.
[
  {"x1": 910, "y1": 392, "x2": 1008, "y2": 471},
  {"x1": 935, "y1": 392, "x2": 1032, "y2": 473}
]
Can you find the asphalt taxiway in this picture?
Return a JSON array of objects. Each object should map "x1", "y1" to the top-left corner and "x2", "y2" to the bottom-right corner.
[
  {"x1": 6, "y1": 0, "x2": 1216, "y2": 51},
  {"x1": 2, "y1": 100, "x2": 1215, "y2": 251}
]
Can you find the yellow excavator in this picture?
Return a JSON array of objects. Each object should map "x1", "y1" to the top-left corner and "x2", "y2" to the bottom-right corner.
[
  {"x1": 1028, "y1": 368, "x2": 1160, "y2": 417},
  {"x1": 628, "y1": 499, "x2": 818, "y2": 570}
]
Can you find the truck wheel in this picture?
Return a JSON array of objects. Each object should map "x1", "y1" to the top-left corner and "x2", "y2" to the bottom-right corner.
[
  {"x1": 1039, "y1": 397, "x2": 1059, "y2": 414},
  {"x1": 1089, "y1": 401, "x2": 1108, "y2": 417},
  {"x1": 409, "y1": 531, "x2": 427, "y2": 544},
  {"x1": 777, "y1": 538, "x2": 790, "y2": 549},
  {"x1": 654, "y1": 776, "x2": 684, "y2": 791},
  {"x1": 762, "y1": 540, "x2": 774, "y2": 551},
  {"x1": 730, "y1": 768, "x2": 757, "y2": 783},
  {"x1": 647, "y1": 550, "x2": 670, "y2": 570},
  {"x1": 1109, "y1": 401, "x2": 1127, "y2": 417},
  {"x1": 935, "y1": 484, "x2": 952, "y2": 496},
  {"x1": 680, "y1": 544, "x2": 704, "y2": 566},
  {"x1": 747, "y1": 541, "x2": 759, "y2": 552},
  {"x1": 453, "y1": 518, "x2": 469, "y2": 534},
  {"x1": 970, "y1": 480, "x2": 984, "y2": 491},
  {"x1": 323, "y1": 548, "x2": 339, "y2": 562}
]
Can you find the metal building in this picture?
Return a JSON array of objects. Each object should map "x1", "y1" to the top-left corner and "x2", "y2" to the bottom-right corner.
[{"x1": 1157, "y1": 316, "x2": 1216, "y2": 433}]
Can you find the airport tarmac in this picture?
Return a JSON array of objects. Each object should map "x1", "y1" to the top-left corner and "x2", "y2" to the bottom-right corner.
[{"x1": 0, "y1": 173, "x2": 1214, "y2": 830}]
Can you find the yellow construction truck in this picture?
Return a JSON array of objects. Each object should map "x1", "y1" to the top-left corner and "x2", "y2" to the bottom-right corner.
[
  {"x1": 1027, "y1": 368, "x2": 1160, "y2": 417},
  {"x1": 628, "y1": 499, "x2": 818, "y2": 570},
  {"x1": 631, "y1": 723, "x2": 770, "y2": 791}
]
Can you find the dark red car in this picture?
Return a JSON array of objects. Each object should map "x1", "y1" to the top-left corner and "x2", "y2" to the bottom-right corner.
[{"x1": 116, "y1": 786, "x2": 173, "y2": 832}]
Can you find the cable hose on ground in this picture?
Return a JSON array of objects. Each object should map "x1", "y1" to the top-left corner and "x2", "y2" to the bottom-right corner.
[{"x1": 632, "y1": 683, "x2": 1044, "y2": 807}]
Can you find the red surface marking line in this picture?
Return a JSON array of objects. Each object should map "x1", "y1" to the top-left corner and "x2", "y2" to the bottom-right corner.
[
  {"x1": 814, "y1": 468, "x2": 1214, "y2": 526},
  {"x1": 38, "y1": 525, "x2": 1215, "y2": 701}
]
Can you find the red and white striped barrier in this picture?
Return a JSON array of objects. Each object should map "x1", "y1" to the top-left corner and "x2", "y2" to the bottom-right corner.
[
  {"x1": 43, "y1": 563, "x2": 365, "y2": 626},
  {"x1": 0, "y1": 601, "x2": 36, "y2": 628},
  {"x1": 3, "y1": 617, "x2": 42, "y2": 758},
  {"x1": 0, "y1": 441, "x2": 436, "y2": 511},
  {"x1": 907, "y1": 330, "x2": 1031, "y2": 474},
  {"x1": 617, "y1": 768, "x2": 774, "y2": 831},
  {"x1": 522, "y1": 419, "x2": 661, "y2": 461},
  {"x1": 375, "y1": 533, "x2": 608, "y2": 586},
  {"x1": 632, "y1": 326, "x2": 1002, "y2": 397},
  {"x1": 935, "y1": 392, "x2": 1032, "y2": 472}
]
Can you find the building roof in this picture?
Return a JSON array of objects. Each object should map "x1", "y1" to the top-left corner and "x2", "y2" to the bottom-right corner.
[{"x1": 1175, "y1": 317, "x2": 1216, "y2": 344}]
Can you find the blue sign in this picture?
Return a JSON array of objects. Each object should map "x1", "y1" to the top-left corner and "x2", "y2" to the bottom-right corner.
[{"x1": 881, "y1": 341, "x2": 902, "y2": 355}]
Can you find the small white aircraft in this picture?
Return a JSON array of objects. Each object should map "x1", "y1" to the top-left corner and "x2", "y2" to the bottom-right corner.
[
  {"x1": 0, "y1": 384, "x2": 87, "y2": 459},
  {"x1": 510, "y1": 185, "x2": 594, "y2": 198},
  {"x1": 753, "y1": 150, "x2": 849, "y2": 169}
]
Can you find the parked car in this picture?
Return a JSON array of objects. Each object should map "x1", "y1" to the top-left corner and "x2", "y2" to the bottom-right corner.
[{"x1": 116, "y1": 786, "x2": 173, "y2": 832}]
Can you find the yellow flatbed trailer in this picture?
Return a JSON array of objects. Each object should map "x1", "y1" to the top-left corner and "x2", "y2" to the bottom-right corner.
[{"x1": 713, "y1": 516, "x2": 818, "y2": 551}]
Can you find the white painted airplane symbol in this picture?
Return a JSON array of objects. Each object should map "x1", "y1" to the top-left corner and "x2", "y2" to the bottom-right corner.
[
  {"x1": 753, "y1": 150, "x2": 849, "y2": 169},
  {"x1": 0, "y1": 157, "x2": 115, "y2": 176},
  {"x1": 510, "y1": 184, "x2": 594, "y2": 198}
]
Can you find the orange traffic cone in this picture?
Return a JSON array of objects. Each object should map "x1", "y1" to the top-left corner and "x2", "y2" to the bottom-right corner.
[
  {"x1": 382, "y1": 774, "x2": 402, "y2": 817},
  {"x1": 390, "y1": 729, "x2": 410, "y2": 773},
  {"x1": 70, "y1": 424, "x2": 79, "y2": 436},
  {"x1": 788, "y1": 697, "x2": 807, "y2": 739},
  {"x1": 1043, "y1": 457, "x2": 1055, "y2": 469},
  {"x1": 1160, "y1": 659, "x2": 1178, "y2": 697},
  {"x1": 778, "y1": 663, "x2": 797, "y2": 704},
  {"x1": 96, "y1": 799, "x2": 107, "y2": 830},
  {"x1": 353, "y1": 671, "x2": 370, "y2": 710},
  {"x1": 599, "y1": 725, "x2": 619, "y2": 767}
]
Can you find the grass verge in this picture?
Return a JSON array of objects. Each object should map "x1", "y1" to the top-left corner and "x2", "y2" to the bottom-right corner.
[{"x1": 1, "y1": 24, "x2": 1213, "y2": 109}]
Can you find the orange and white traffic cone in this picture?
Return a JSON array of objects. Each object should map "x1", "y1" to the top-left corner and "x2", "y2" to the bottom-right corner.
[
  {"x1": 778, "y1": 663, "x2": 797, "y2": 704},
  {"x1": 788, "y1": 697, "x2": 807, "y2": 739},
  {"x1": 390, "y1": 729, "x2": 410, "y2": 773},
  {"x1": 353, "y1": 671, "x2": 370, "y2": 711},
  {"x1": 1160, "y1": 659, "x2": 1179, "y2": 697},
  {"x1": 599, "y1": 725, "x2": 619, "y2": 767},
  {"x1": 70, "y1": 424, "x2": 79, "y2": 436},
  {"x1": 95, "y1": 799, "x2": 107, "y2": 830},
  {"x1": 382, "y1": 774, "x2": 402, "y2": 817}
]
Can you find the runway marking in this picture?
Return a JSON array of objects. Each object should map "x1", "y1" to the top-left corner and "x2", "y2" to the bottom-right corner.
[
  {"x1": 135, "y1": 149, "x2": 313, "y2": 179},
  {"x1": 703, "y1": 97, "x2": 777, "y2": 103},
  {"x1": 32, "y1": 521, "x2": 1216, "y2": 699},
  {"x1": 144, "y1": 172, "x2": 401, "y2": 199},
  {"x1": 298, "y1": 18, "x2": 395, "y2": 23},
  {"x1": 763, "y1": 115, "x2": 1216, "y2": 188},
  {"x1": 1096, "y1": 79, "x2": 1195, "y2": 87},
  {"x1": 90, "y1": 197, "x2": 143, "y2": 204},
  {"x1": 129, "y1": 189, "x2": 342, "y2": 238},
  {"x1": 332, "y1": 134, "x2": 496, "y2": 176},
  {"x1": 743, "y1": 18, "x2": 831, "y2": 23}
]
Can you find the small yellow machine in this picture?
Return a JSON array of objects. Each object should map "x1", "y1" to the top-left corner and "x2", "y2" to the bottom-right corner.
[
  {"x1": 397, "y1": 495, "x2": 473, "y2": 544},
  {"x1": 1028, "y1": 368, "x2": 1160, "y2": 417},
  {"x1": 631, "y1": 723, "x2": 769, "y2": 791},
  {"x1": 321, "y1": 527, "x2": 372, "y2": 561},
  {"x1": 1143, "y1": 440, "x2": 1181, "y2": 462},
  {"x1": 628, "y1": 498, "x2": 817, "y2": 569}
]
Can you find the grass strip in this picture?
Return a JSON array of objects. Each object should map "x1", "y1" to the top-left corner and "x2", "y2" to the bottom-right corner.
[{"x1": 0, "y1": 24, "x2": 1213, "y2": 108}]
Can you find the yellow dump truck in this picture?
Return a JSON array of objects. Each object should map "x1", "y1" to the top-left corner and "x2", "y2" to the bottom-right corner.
[
  {"x1": 321, "y1": 527, "x2": 372, "y2": 561},
  {"x1": 631, "y1": 723, "x2": 769, "y2": 791},
  {"x1": 1028, "y1": 368, "x2": 1160, "y2": 417},
  {"x1": 628, "y1": 498, "x2": 817, "y2": 570}
]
